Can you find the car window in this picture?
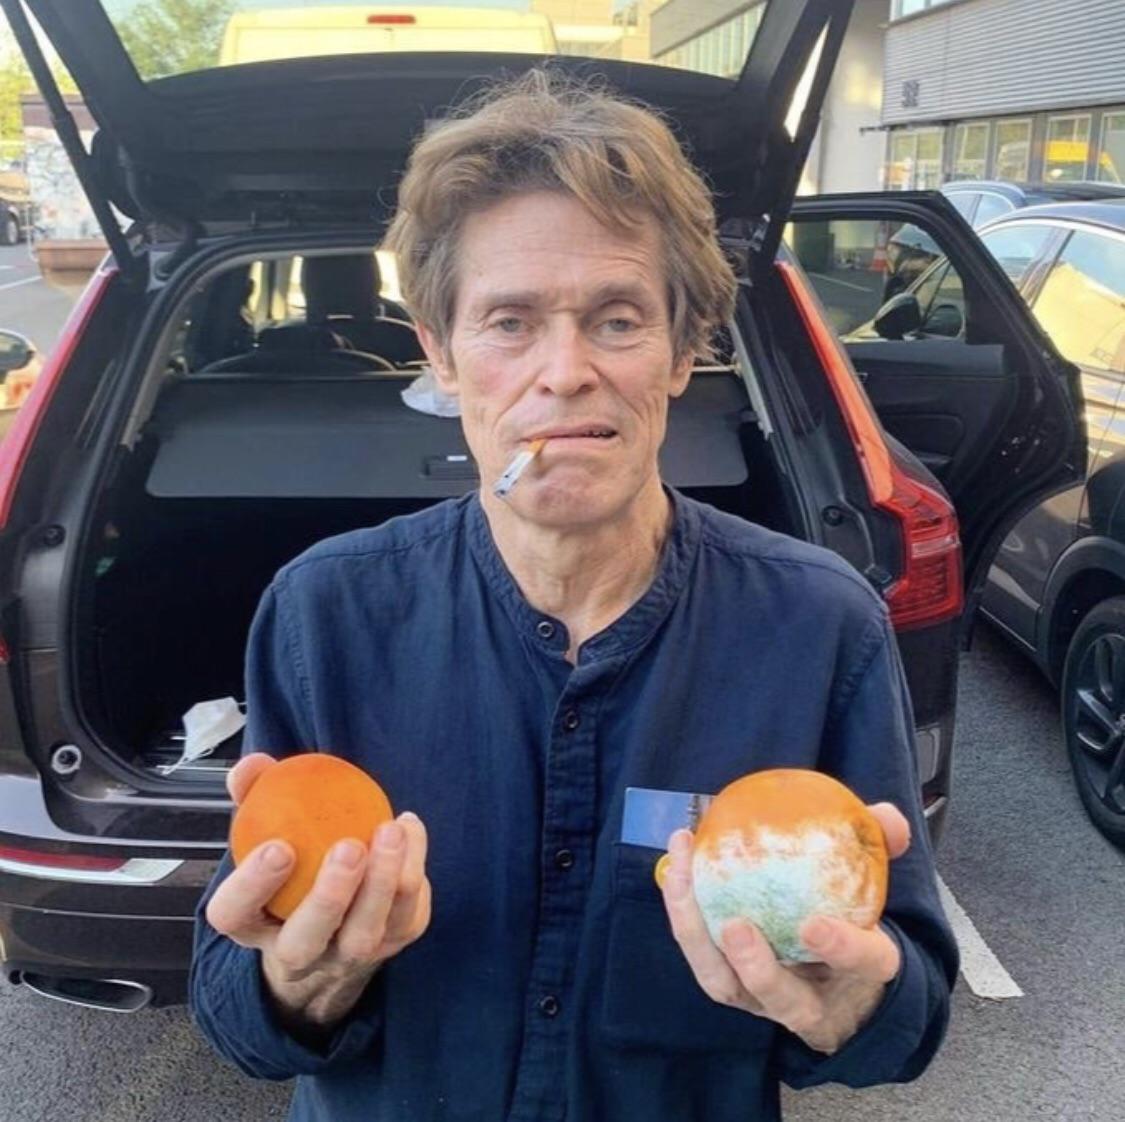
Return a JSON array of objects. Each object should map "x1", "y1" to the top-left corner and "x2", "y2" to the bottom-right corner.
[
  {"x1": 973, "y1": 193, "x2": 1015, "y2": 227},
  {"x1": 945, "y1": 192, "x2": 978, "y2": 221},
  {"x1": 913, "y1": 261, "x2": 966, "y2": 337},
  {"x1": 1031, "y1": 230, "x2": 1125, "y2": 375},
  {"x1": 783, "y1": 217, "x2": 962, "y2": 338},
  {"x1": 978, "y1": 223, "x2": 1055, "y2": 287}
]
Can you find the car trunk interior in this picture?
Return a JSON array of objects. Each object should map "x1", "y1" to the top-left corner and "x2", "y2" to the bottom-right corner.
[{"x1": 74, "y1": 365, "x2": 798, "y2": 778}]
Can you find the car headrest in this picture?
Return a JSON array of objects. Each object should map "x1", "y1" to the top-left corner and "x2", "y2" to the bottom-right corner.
[
  {"x1": 257, "y1": 324, "x2": 350, "y2": 352},
  {"x1": 302, "y1": 254, "x2": 381, "y2": 324}
]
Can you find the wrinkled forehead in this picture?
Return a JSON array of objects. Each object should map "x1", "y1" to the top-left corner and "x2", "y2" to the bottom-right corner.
[{"x1": 451, "y1": 191, "x2": 669, "y2": 319}]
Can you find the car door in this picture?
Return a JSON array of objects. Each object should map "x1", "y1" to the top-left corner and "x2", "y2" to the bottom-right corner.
[
  {"x1": 986, "y1": 221, "x2": 1125, "y2": 644},
  {"x1": 786, "y1": 192, "x2": 1085, "y2": 607}
]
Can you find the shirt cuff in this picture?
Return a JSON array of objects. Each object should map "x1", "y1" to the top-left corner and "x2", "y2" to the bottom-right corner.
[
  {"x1": 779, "y1": 919, "x2": 938, "y2": 1090},
  {"x1": 208, "y1": 941, "x2": 384, "y2": 1078}
]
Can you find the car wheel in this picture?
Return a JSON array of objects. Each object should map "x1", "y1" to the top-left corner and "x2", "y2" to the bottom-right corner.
[{"x1": 1061, "y1": 596, "x2": 1125, "y2": 850}]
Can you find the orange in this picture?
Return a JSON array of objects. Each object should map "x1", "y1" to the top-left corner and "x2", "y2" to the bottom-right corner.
[
  {"x1": 230, "y1": 754, "x2": 393, "y2": 920},
  {"x1": 687, "y1": 768, "x2": 888, "y2": 962}
]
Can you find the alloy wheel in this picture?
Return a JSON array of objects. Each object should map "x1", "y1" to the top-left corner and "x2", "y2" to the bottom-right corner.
[{"x1": 1070, "y1": 631, "x2": 1125, "y2": 817}]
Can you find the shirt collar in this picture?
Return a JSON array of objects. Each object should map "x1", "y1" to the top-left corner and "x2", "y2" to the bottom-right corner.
[{"x1": 465, "y1": 487, "x2": 702, "y2": 665}]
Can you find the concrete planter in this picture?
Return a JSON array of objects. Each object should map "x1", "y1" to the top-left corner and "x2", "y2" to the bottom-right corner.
[{"x1": 35, "y1": 239, "x2": 109, "y2": 296}]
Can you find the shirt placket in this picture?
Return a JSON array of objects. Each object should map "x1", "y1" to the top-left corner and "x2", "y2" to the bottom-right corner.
[{"x1": 507, "y1": 646, "x2": 603, "y2": 1122}]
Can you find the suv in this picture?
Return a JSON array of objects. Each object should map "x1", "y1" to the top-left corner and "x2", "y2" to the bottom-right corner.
[{"x1": 0, "y1": 0, "x2": 1082, "y2": 1012}]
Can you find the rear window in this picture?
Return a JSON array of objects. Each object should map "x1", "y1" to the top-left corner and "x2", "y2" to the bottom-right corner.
[{"x1": 99, "y1": 1, "x2": 765, "y2": 82}]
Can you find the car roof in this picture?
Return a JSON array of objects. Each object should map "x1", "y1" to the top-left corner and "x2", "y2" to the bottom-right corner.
[
  {"x1": 942, "y1": 179, "x2": 1125, "y2": 204},
  {"x1": 981, "y1": 198, "x2": 1125, "y2": 233}
]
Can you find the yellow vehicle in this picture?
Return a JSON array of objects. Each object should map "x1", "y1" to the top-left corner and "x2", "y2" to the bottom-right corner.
[{"x1": 219, "y1": 5, "x2": 558, "y2": 66}]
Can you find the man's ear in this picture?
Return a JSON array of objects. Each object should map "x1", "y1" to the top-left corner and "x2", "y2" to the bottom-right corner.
[
  {"x1": 668, "y1": 350, "x2": 694, "y2": 399},
  {"x1": 416, "y1": 322, "x2": 459, "y2": 396}
]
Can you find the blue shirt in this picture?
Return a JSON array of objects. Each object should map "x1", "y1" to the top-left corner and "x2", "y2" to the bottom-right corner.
[{"x1": 189, "y1": 489, "x2": 958, "y2": 1122}]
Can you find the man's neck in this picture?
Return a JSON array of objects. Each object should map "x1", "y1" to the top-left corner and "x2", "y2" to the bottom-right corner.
[{"x1": 481, "y1": 478, "x2": 674, "y2": 662}]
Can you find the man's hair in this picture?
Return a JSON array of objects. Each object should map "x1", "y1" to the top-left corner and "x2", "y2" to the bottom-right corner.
[{"x1": 382, "y1": 68, "x2": 737, "y2": 361}]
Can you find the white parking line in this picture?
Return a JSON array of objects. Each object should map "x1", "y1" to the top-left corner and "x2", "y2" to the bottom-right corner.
[
  {"x1": 808, "y1": 270, "x2": 875, "y2": 293},
  {"x1": 0, "y1": 275, "x2": 40, "y2": 292},
  {"x1": 937, "y1": 875, "x2": 1024, "y2": 1000}
]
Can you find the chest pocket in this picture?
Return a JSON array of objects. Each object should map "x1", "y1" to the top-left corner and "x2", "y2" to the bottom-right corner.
[{"x1": 601, "y1": 844, "x2": 777, "y2": 1055}]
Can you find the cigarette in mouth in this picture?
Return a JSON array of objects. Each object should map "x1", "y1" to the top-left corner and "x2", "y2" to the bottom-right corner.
[{"x1": 493, "y1": 439, "x2": 547, "y2": 498}]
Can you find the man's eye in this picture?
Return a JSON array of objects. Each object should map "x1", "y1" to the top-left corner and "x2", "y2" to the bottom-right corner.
[
  {"x1": 493, "y1": 317, "x2": 526, "y2": 334},
  {"x1": 601, "y1": 317, "x2": 639, "y2": 335}
]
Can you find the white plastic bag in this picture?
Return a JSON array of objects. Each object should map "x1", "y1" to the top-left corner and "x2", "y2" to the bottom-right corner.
[
  {"x1": 401, "y1": 368, "x2": 461, "y2": 418},
  {"x1": 164, "y1": 697, "x2": 246, "y2": 774}
]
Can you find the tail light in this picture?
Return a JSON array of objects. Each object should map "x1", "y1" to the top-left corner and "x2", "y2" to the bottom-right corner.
[
  {"x1": 777, "y1": 261, "x2": 964, "y2": 631},
  {"x1": 0, "y1": 262, "x2": 117, "y2": 532},
  {"x1": 0, "y1": 843, "x2": 182, "y2": 884},
  {"x1": 0, "y1": 844, "x2": 125, "y2": 873}
]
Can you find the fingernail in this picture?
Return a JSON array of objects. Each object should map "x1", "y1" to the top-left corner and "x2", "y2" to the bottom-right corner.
[
  {"x1": 724, "y1": 923, "x2": 756, "y2": 951},
  {"x1": 377, "y1": 822, "x2": 405, "y2": 850},
  {"x1": 332, "y1": 840, "x2": 364, "y2": 868},
  {"x1": 262, "y1": 843, "x2": 292, "y2": 872},
  {"x1": 669, "y1": 829, "x2": 692, "y2": 854},
  {"x1": 803, "y1": 917, "x2": 833, "y2": 950}
]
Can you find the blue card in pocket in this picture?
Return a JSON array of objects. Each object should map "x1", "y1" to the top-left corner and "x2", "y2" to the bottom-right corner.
[{"x1": 620, "y1": 787, "x2": 715, "y2": 850}]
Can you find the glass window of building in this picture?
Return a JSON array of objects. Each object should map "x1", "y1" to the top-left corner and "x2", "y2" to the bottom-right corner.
[
  {"x1": 893, "y1": 0, "x2": 957, "y2": 17},
  {"x1": 994, "y1": 119, "x2": 1032, "y2": 182},
  {"x1": 1032, "y1": 231, "x2": 1125, "y2": 375},
  {"x1": 1098, "y1": 112, "x2": 1125, "y2": 184},
  {"x1": 952, "y1": 122, "x2": 990, "y2": 180},
  {"x1": 1045, "y1": 114, "x2": 1093, "y2": 182},
  {"x1": 886, "y1": 129, "x2": 944, "y2": 190}
]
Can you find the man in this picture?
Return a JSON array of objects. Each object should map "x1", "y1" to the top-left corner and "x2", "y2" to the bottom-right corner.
[{"x1": 190, "y1": 70, "x2": 958, "y2": 1121}]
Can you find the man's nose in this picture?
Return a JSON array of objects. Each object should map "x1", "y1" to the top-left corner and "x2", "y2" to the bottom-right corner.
[{"x1": 535, "y1": 321, "x2": 599, "y2": 396}]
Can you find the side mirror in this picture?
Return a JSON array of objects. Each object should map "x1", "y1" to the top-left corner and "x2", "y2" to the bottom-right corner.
[
  {"x1": 924, "y1": 303, "x2": 965, "y2": 338},
  {"x1": 0, "y1": 329, "x2": 34, "y2": 375},
  {"x1": 873, "y1": 293, "x2": 923, "y2": 340}
]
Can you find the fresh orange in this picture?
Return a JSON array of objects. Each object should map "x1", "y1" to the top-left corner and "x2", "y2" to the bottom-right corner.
[
  {"x1": 688, "y1": 768, "x2": 888, "y2": 962},
  {"x1": 230, "y1": 753, "x2": 393, "y2": 920}
]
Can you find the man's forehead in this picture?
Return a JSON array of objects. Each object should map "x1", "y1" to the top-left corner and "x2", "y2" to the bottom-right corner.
[{"x1": 456, "y1": 193, "x2": 666, "y2": 308}]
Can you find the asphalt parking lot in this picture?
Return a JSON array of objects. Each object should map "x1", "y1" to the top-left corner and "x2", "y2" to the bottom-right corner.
[{"x1": 1, "y1": 622, "x2": 1122, "y2": 1122}]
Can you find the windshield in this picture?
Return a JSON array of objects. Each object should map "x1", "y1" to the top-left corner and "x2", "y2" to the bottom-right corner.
[{"x1": 98, "y1": 1, "x2": 765, "y2": 82}]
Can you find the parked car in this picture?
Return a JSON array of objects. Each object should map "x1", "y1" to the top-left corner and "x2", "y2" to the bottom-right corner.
[
  {"x1": 883, "y1": 179, "x2": 1125, "y2": 299},
  {"x1": 794, "y1": 197, "x2": 1125, "y2": 848},
  {"x1": 0, "y1": 0, "x2": 1082, "y2": 1012}
]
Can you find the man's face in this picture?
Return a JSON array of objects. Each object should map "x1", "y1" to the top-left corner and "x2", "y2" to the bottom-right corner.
[{"x1": 417, "y1": 191, "x2": 693, "y2": 530}]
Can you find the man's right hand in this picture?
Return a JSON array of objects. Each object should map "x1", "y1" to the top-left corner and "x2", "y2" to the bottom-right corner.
[{"x1": 205, "y1": 752, "x2": 431, "y2": 1036}]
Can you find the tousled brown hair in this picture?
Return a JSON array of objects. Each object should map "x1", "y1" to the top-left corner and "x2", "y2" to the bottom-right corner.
[{"x1": 382, "y1": 68, "x2": 737, "y2": 361}]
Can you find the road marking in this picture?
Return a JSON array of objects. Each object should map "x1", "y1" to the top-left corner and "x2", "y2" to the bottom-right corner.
[
  {"x1": 808, "y1": 270, "x2": 875, "y2": 293},
  {"x1": 937, "y1": 874, "x2": 1024, "y2": 999},
  {"x1": 0, "y1": 275, "x2": 40, "y2": 293}
]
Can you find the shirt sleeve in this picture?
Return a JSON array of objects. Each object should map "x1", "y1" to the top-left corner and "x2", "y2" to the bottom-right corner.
[
  {"x1": 187, "y1": 578, "x2": 385, "y2": 1080},
  {"x1": 778, "y1": 609, "x2": 960, "y2": 1090}
]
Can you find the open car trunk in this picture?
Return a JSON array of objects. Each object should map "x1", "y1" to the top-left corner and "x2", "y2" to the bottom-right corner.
[{"x1": 75, "y1": 367, "x2": 799, "y2": 776}]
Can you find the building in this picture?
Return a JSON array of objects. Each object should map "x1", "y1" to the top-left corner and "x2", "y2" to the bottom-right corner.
[
  {"x1": 649, "y1": 0, "x2": 888, "y2": 194},
  {"x1": 883, "y1": 0, "x2": 1125, "y2": 188},
  {"x1": 532, "y1": 1, "x2": 658, "y2": 62},
  {"x1": 650, "y1": 0, "x2": 1125, "y2": 195}
]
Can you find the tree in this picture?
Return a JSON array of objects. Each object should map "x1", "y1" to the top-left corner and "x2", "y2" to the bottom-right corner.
[
  {"x1": 115, "y1": 0, "x2": 236, "y2": 81},
  {"x1": 0, "y1": 52, "x2": 78, "y2": 165}
]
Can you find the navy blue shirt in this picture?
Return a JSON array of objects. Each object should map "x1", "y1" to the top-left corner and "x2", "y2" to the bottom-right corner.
[{"x1": 190, "y1": 489, "x2": 958, "y2": 1121}]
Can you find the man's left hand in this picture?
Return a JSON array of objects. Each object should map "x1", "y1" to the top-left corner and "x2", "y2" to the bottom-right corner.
[{"x1": 660, "y1": 802, "x2": 911, "y2": 1055}]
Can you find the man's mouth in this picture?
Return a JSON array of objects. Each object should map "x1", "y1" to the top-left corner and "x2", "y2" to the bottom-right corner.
[{"x1": 526, "y1": 428, "x2": 618, "y2": 442}]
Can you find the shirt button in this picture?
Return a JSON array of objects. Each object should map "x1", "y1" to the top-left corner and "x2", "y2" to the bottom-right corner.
[
  {"x1": 562, "y1": 709, "x2": 580, "y2": 731},
  {"x1": 554, "y1": 848, "x2": 575, "y2": 870},
  {"x1": 536, "y1": 620, "x2": 556, "y2": 640},
  {"x1": 538, "y1": 995, "x2": 560, "y2": 1018}
]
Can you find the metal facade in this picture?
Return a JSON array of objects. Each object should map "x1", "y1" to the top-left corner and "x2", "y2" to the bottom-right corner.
[{"x1": 883, "y1": 0, "x2": 1125, "y2": 125}]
